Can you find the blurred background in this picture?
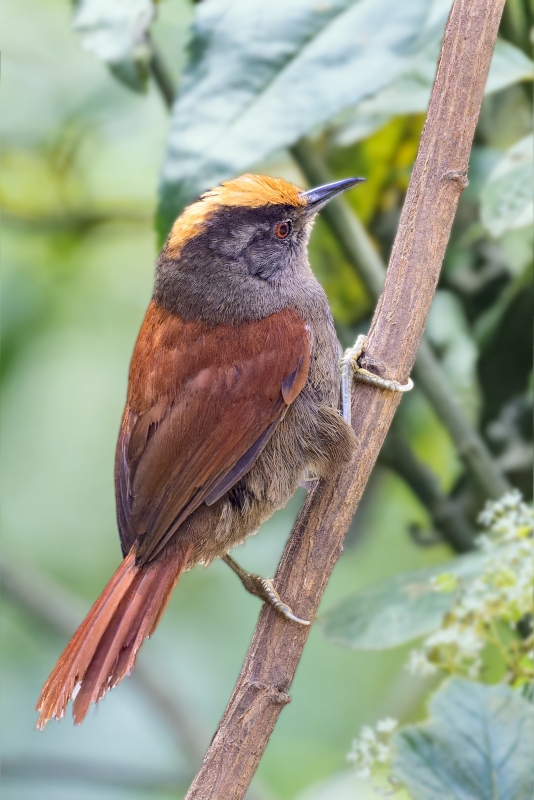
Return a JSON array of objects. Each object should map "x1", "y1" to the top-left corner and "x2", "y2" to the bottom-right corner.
[{"x1": 1, "y1": 1, "x2": 532, "y2": 798}]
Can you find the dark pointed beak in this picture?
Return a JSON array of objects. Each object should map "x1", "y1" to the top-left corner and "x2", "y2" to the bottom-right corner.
[{"x1": 299, "y1": 177, "x2": 365, "y2": 213}]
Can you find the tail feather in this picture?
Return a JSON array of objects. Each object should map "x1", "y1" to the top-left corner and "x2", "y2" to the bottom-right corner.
[
  {"x1": 72, "y1": 571, "x2": 147, "y2": 721},
  {"x1": 108, "y1": 559, "x2": 182, "y2": 690},
  {"x1": 36, "y1": 546, "x2": 191, "y2": 729}
]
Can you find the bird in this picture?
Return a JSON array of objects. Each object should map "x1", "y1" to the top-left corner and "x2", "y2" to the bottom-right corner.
[{"x1": 36, "y1": 172, "x2": 364, "y2": 729}]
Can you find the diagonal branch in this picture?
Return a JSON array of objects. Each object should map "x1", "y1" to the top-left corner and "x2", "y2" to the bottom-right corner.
[
  {"x1": 147, "y1": 17, "x2": 507, "y2": 552},
  {"x1": 290, "y1": 138, "x2": 509, "y2": 501},
  {"x1": 185, "y1": 1, "x2": 507, "y2": 796}
]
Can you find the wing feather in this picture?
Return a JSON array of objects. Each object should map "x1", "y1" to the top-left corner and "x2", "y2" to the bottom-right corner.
[{"x1": 115, "y1": 301, "x2": 311, "y2": 563}]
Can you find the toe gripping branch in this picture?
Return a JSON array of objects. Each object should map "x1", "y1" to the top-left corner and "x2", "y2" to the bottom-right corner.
[
  {"x1": 222, "y1": 554, "x2": 311, "y2": 626},
  {"x1": 340, "y1": 334, "x2": 414, "y2": 425}
]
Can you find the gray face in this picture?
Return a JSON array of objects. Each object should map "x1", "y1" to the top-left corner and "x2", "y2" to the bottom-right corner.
[
  {"x1": 154, "y1": 204, "x2": 323, "y2": 327},
  {"x1": 199, "y1": 204, "x2": 313, "y2": 282}
]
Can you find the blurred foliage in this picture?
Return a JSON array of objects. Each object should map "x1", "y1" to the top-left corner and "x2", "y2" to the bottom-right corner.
[
  {"x1": 481, "y1": 134, "x2": 533, "y2": 237},
  {"x1": 392, "y1": 678, "x2": 534, "y2": 800},
  {"x1": 321, "y1": 551, "x2": 487, "y2": 651},
  {"x1": 1, "y1": 0, "x2": 532, "y2": 798},
  {"x1": 72, "y1": 0, "x2": 155, "y2": 93}
]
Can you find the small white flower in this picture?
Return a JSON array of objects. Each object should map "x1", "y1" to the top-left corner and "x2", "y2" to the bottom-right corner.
[
  {"x1": 406, "y1": 492, "x2": 533, "y2": 681},
  {"x1": 455, "y1": 628, "x2": 484, "y2": 659},
  {"x1": 375, "y1": 742, "x2": 391, "y2": 763},
  {"x1": 425, "y1": 626, "x2": 460, "y2": 647},
  {"x1": 376, "y1": 717, "x2": 398, "y2": 734},
  {"x1": 347, "y1": 717, "x2": 398, "y2": 781},
  {"x1": 406, "y1": 649, "x2": 437, "y2": 677},
  {"x1": 360, "y1": 725, "x2": 377, "y2": 743}
]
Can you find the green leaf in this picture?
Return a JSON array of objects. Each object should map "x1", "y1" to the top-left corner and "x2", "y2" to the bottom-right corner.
[
  {"x1": 426, "y1": 291, "x2": 481, "y2": 423},
  {"x1": 392, "y1": 678, "x2": 534, "y2": 800},
  {"x1": 321, "y1": 552, "x2": 485, "y2": 650},
  {"x1": 480, "y1": 135, "x2": 534, "y2": 238},
  {"x1": 486, "y1": 39, "x2": 534, "y2": 94},
  {"x1": 334, "y1": 36, "x2": 534, "y2": 146},
  {"x1": 73, "y1": 0, "x2": 155, "y2": 92},
  {"x1": 157, "y1": 0, "x2": 434, "y2": 239},
  {"x1": 157, "y1": 0, "x2": 533, "y2": 239}
]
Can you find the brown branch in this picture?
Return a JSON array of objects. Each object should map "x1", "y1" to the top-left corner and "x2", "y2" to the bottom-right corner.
[
  {"x1": 185, "y1": 1, "x2": 506, "y2": 796},
  {"x1": 290, "y1": 138, "x2": 510, "y2": 500}
]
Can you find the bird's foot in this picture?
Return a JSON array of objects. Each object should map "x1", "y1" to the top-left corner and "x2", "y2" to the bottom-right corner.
[
  {"x1": 222, "y1": 554, "x2": 310, "y2": 626},
  {"x1": 340, "y1": 334, "x2": 413, "y2": 424}
]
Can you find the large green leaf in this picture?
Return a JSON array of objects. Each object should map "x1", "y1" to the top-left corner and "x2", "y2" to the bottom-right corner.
[
  {"x1": 321, "y1": 552, "x2": 485, "y2": 650},
  {"x1": 334, "y1": 37, "x2": 534, "y2": 146},
  {"x1": 480, "y1": 135, "x2": 534, "y2": 238},
  {"x1": 425, "y1": 291, "x2": 481, "y2": 423},
  {"x1": 73, "y1": 0, "x2": 155, "y2": 92},
  {"x1": 392, "y1": 678, "x2": 534, "y2": 800},
  {"x1": 157, "y1": 0, "x2": 435, "y2": 239},
  {"x1": 157, "y1": 0, "x2": 534, "y2": 238}
]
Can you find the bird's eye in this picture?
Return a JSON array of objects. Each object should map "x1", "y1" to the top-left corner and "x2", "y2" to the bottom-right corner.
[{"x1": 275, "y1": 220, "x2": 292, "y2": 239}]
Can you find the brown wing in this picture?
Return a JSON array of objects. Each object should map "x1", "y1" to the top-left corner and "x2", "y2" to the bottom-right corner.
[{"x1": 115, "y1": 301, "x2": 311, "y2": 564}]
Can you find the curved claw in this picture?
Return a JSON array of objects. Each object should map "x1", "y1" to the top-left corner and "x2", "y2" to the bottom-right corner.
[
  {"x1": 222, "y1": 553, "x2": 311, "y2": 626},
  {"x1": 259, "y1": 579, "x2": 311, "y2": 626},
  {"x1": 340, "y1": 334, "x2": 413, "y2": 424}
]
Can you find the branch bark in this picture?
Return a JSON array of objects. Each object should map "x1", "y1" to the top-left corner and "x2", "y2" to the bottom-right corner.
[
  {"x1": 290, "y1": 139, "x2": 509, "y2": 501},
  {"x1": 185, "y1": 1, "x2": 506, "y2": 796}
]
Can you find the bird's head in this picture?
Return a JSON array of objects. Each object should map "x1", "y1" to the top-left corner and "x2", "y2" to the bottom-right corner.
[{"x1": 155, "y1": 173, "x2": 363, "y2": 324}]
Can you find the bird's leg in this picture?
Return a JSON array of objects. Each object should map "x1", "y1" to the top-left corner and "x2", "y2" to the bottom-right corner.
[
  {"x1": 221, "y1": 554, "x2": 310, "y2": 626},
  {"x1": 340, "y1": 334, "x2": 414, "y2": 424}
]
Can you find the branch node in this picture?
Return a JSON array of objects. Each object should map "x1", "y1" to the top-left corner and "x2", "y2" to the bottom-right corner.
[
  {"x1": 248, "y1": 682, "x2": 291, "y2": 706},
  {"x1": 444, "y1": 170, "x2": 469, "y2": 189}
]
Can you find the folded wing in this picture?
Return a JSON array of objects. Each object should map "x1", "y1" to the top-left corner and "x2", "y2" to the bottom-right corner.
[{"x1": 115, "y1": 301, "x2": 311, "y2": 564}]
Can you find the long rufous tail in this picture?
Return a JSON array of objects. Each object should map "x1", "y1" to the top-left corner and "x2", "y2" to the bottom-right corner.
[{"x1": 36, "y1": 545, "x2": 191, "y2": 729}]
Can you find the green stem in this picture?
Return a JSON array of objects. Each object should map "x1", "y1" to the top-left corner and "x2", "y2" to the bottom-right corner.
[
  {"x1": 380, "y1": 423, "x2": 476, "y2": 552},
  {"x1": 148, "y1": 37, "x2": 176, "y2": 109},
  {"x1": 2, "y1": 757, "x2": 185, "y2": 794},
  {"x1": 500, "y1": 0, "x2": 531, "y2": 56},
  {"x1": 291, "y1": 138, "x2": 510, "y2": 500}
]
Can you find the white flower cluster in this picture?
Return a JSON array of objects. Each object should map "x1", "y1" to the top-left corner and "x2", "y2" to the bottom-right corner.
[
  {"x1": 407, "y1": 491, "x2": 534, "y2": 681},
  {"x1": 347, "y1": 717, "x2": 398, "y2": 779}
]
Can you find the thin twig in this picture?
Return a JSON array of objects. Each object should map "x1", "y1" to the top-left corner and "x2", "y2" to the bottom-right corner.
[
  {"x1": 290, "y1": 138, "x2": 509, "y2": 500},
  {"x1": 148, "y1": 36, "x2": 176, "y2": 109},
  {"x1": 2, "y1": 757, "x2": 185, "y2": 794},
  {"x1": 185, "y1": 1, "x2": 507, "y2": 795},
  {"x1": 4, "y1": 209, "x2": 151, "y2": 233},
  {"x1": 149, "y1": 38, "x2": 176, "y2": 110}
]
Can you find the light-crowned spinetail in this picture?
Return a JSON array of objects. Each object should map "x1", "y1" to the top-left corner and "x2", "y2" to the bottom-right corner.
[{"x1": 37, "y1": 173, "x2": 364, "y2": 728}]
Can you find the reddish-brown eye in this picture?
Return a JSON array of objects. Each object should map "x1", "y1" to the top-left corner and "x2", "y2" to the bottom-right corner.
[{"x1": 275, "y1": 220, "x2": 292, "y2": 239}]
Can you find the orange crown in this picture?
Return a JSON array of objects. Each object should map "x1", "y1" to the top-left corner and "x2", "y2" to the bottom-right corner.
[{"x1": 167, "y1": 174, "x2": 305, "y2": 257}]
